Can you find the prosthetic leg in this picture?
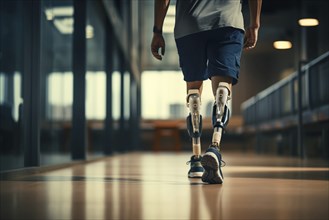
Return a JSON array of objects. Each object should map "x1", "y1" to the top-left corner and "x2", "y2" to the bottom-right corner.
[
  {"x1": 186, "y1": 89, "x2": 202, "y2": 157},
  {"x1": 211, "y1": 82, "x2": 231, "y2": 149},
  {"x1": 200, "y1": 82, "x2": 230, "y2": 183},
  {"x1": 186, "y1": 89, "x2": 204, "y2": 177}
]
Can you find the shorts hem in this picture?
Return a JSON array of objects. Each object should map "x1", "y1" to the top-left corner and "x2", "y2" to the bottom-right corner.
[{"x1": 208, "y1": 67, "x2": 239, "y2": 85}]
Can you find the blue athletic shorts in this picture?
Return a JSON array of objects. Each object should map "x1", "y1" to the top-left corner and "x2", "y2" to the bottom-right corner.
[{"x1": 175, "y1": 27, "x2": 244, "y2": 85}]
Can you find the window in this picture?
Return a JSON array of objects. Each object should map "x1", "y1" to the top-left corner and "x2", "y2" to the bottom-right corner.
[
  {"x1": 112, "y1": 71, "x2": 121, "y2": 120},
  {"x1": 142, "y1": 71, "x2": 218, "y2": 119},
  {"x1": 47, "y1": 72, "x2": 73, "y2": 120},
  {"x1": 0, "y1": 73, "x2": 5, "y2": 104},
  {"x1": 124, "y1": 72, "x2": 130, "y2": 119},
  {"x1": 0, "y1": 72, "x2": 22, "y2": 121},
  {"x1": 86, "y1": 71, "x2": 106, "y2": 120}
]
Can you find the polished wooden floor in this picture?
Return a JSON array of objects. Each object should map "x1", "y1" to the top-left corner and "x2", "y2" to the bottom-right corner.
[{"x1": 1, "y1": 152, "x2": 328, "y2": 220}]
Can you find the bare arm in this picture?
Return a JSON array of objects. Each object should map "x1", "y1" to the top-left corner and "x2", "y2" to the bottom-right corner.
[
  {"x1": 154, "y1": 0, "x2": 170, "y2": 32},
  {"x1": 244, "y1": 0, "x2": 262, "y2": 50},
  {"x1": 151, "y1": 0, "x2": 170, "y2": 60}
]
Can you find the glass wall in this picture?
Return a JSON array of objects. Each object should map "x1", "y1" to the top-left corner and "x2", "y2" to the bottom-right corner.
[
  {"x1": 0, "y1": 1, "x2": 25, "y2": 171},
  {"x1": 0, "y1": 0, "x2": 140, "y2": 172},
  {"x1": 39, "y1": 0, "x2": 74, "y2": 165}
]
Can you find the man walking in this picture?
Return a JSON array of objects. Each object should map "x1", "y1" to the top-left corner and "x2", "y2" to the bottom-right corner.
[{"x1": 151, "y1": 0, "x2": 262, "y2": 184}]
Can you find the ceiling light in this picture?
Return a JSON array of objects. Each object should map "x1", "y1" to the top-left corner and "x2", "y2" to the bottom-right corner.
[
  {"x1": 298, "y1": 18, "x2": 319, "y2": 27},
  {"x1": 44, "y1": 7, "x2": 73, "y2": 21},
  {"x1": 51, "y1": 7, "x2": 73, "y2": 17},
  {"x1": 45, "y1": 10, "x2": 54, "y2": 20},
  {"x1": 273, "y1": 41, "x2": 292, "y2": 50},
  {"x1": 53, "y1": 18, "x2": 74, "y2": 34}
]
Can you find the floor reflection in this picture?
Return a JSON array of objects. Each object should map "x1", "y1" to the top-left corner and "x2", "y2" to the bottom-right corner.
[
  {"x1": 71, "y1": 168, "x2": 85, "y2": 220},
  {"x1": 0, "y1": 152, "x2": 328, "y2": 220},
  {"x1": 201, "y1": 184, "x2": 223, "y2": 219}
]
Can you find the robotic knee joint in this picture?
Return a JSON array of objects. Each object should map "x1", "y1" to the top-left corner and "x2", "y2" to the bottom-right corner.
[{"x1": 186, "y1": 89, "x2": 202, "y2": 138}]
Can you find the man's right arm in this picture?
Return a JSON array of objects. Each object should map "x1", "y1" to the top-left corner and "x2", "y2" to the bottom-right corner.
[{"x1": 151, "y1": 0, "x2": 170, "y2": 60}]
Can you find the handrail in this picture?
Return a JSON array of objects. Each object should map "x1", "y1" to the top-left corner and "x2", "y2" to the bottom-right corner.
[
  {"x1": 241, "y1": 51, "x2": 329, "y2": 126},
  {"x1": 241, "y1": 51, "x2": 329, "y2": 113},
  {"x1": 302, "y1": 51, "x2": 329, "y2": 70}
]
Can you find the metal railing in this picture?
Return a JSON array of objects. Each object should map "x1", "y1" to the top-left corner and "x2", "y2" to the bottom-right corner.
[{"x1": 241, "y1": 51, "x2": 329, "y2": 131}]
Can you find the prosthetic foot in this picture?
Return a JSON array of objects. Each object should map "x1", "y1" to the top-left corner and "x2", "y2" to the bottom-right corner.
[
  {"x1": 211, "y1": 82, "x2": 231, "y2": 149},
  {"x1": 186, "y1": 89, "x2": 204, "y2": 178}
]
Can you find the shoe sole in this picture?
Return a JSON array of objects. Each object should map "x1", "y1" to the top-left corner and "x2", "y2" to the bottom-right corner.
[
  {"x1": 201, "y1": 152, "x2": 223, "y2": 184},
  {"x1": 188, "y1": 172, "x2": 203, "y2": 178}
]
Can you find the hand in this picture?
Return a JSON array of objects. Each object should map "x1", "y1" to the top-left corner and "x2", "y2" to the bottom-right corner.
[
  {"x1": 151, "y1": 33, "x2": 165, "y2": 60},
  {"x1": 244, "y1": 26, "x2": 259, "y2": 50}
]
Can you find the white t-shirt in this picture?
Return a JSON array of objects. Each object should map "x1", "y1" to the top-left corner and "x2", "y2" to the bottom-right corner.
[{"x1": 174, "y1": 0, "x2": 245, "y2": 39}]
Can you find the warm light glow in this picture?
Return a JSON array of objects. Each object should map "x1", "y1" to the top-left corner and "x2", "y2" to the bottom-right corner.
[
  {"x1": 273, "y1": 41, "x2": 292, "y2": 50},
  {"x1": 298, "y1": 18, "x2": 319, "y2": 26}
]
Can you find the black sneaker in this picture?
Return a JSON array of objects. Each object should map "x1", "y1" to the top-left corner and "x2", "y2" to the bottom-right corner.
[
  {"x1": 201, "y1": 146, "x2": 225, "y2": 184},
  {"x1": 186, "y1": 155, "x2": 204, "y2": 178}
]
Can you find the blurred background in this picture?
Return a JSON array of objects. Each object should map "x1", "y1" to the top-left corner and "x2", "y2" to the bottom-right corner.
[{"x1": 0, "y1": 0, "x2": 328, "y2": 171}]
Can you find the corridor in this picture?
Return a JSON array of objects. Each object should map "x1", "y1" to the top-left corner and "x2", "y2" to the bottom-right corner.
[{"x1": 1, "y1": 0, "x2": 329, "y2": 219}]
